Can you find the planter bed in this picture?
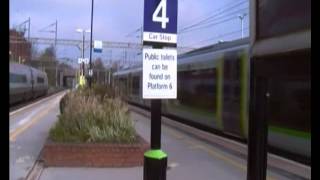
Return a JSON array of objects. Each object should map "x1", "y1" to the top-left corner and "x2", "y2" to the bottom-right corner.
[{"x1": 40, "y1": 135, "x2": 149, "y2": 167}]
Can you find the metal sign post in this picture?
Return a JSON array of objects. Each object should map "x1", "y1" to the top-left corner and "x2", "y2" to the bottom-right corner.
[
  {"x1": 142, "y1": 0, "x2": 178, "y2": 180},
  {"x1": 247, "y1": 62, "x2": 268, "y2": 180}
]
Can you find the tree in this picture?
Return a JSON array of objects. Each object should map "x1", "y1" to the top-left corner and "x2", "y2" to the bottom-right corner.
[
  {"x1": 39, "y1": 45, "x2": 58, "y2": 87},
  {"x1": 93, "y1": 58, "x2": 105, "y2": 85},
  {"x1": 39, "y1": 45, "x2": 56, "y2": 61}
]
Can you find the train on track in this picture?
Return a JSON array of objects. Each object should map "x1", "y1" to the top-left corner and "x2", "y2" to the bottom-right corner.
[
  {"x1": 10, "y1": 62, "x2": 49, "y2": 105},
  {"x1": 113, "y1": 37, "x2": 310, "y2": 163}
]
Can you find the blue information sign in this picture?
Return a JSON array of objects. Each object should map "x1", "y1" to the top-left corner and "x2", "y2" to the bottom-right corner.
[
  {"x1": 93, "y1": 40, "x2": 103, "y2": 53},
  {"x1": 143, "y1": 0, "x2": 178, "y2": 45},
  {"x1": 94, "y1": 48, "x2": 102, "y2": 53}
]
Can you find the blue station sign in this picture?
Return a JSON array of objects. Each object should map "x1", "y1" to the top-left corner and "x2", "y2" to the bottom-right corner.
[
  {"x1": 143, "y1": 0, "x2": 178, "y2": 45},
  {"x1": 93, "y1": 40, "x2": 103, "y2": 53}
]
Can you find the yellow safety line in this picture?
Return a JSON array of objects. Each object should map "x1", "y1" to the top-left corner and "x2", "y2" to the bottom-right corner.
[
  {"x1": 10, "y1": 90, "x2": 66, "y2": 116},
  {"x1": 165, "y1": 127, "x2": 277, "y2": 180},
  {"x1": 9, "y1": 95, "x2": 61, "y2": 142}
]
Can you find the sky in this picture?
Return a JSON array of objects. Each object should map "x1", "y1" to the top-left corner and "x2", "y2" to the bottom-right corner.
[{"x1": 10, "y1": 0, "x2": 249, "y2": 67}]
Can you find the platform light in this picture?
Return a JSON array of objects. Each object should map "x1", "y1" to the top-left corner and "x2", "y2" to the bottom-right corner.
[{"x1": 76, "y1": 28, "x2": 90, "y2": 33}]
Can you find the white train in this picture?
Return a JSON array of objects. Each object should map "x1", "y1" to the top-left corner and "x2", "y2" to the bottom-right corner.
[{"x1": 10, "y1": 62, "x2": 48, "y2": 105}]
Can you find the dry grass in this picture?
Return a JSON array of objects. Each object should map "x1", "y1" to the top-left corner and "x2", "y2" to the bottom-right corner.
[{"x1": 50, "y1": 87, "x2": 136, "y2": 143}]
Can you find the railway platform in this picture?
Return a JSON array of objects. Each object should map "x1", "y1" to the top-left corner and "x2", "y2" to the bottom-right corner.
[
  {"x1": 9, "y1": 91, "x2": 310, "y2": 180},
  {"x1": 39, "y1": 110, "x2": 310, "y2": 180}
]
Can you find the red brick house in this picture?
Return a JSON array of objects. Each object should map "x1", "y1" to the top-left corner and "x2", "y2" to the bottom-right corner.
[{"x1": 10, "y1": 29, "x2": 32, "y2": 63}]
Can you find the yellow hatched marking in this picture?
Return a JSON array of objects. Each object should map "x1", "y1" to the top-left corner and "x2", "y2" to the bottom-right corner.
[{"x1": 10, "y1": 94, "x2": 63, "y2": 142}]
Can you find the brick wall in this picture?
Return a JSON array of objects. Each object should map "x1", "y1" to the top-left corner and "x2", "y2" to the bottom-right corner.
[
  {"x1": 41, "y1": 136, "x2": 149, "y2": 167},
  {"x1": 10, "y1": 29, "x2": 32, "y2": 62}
]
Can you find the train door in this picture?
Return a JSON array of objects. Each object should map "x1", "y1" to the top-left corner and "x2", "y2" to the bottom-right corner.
[
  {"x1": 222, "y1": 51, "x2": 242, "y2": 136},
  {"x1": 255, "y1": 50, "x2": 311, "y2": 161}
]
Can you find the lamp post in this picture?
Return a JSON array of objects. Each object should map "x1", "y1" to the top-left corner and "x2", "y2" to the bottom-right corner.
[
  {"x1": 76, "y1": 28, "x2": 90, "y2": 77},
  {"x1": 238, "y1": 13, "x2": 247, "y2": 39},
  {"x1": 89, "y1": 0, "x2": 95, "y2": 88}
]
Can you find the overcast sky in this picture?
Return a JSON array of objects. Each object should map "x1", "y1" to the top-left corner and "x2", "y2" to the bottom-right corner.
[{"x1": 10, "y1": 0, "x2": 249, "y2": 67}]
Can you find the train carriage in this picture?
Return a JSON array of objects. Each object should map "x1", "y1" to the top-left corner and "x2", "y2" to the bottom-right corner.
[
  {"x1": 10, "y1": 62, "x2": 49, "y2": 105},
  {"x1": 113, "y1": 34, "x2": 310, "y2": 163},
  {"x1": 249, "y1": 0, "x2": 311, "y2": 163}
]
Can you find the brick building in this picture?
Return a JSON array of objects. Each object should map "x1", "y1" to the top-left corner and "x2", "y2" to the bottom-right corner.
[{"x1": 9, "y1": 29, "x2": 32, "y2": 63}]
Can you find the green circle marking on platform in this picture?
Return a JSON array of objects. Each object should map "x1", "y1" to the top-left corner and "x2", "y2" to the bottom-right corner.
[{"x1": 144, "y1": 149, "x2": 167, "y2": 160}]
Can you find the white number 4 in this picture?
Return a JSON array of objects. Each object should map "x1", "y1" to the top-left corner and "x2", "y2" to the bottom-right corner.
[{"x1": 152, "y1": 0, "x2": 169, "y2": 29}]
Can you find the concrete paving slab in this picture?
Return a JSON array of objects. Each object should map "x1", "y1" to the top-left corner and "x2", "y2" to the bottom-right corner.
[
  {"x1": 10, "y1": 91, "x2": 67, "y2": 180},
  {"x1": 38, "y1": 110, "x2": 296, "y2": 180}
]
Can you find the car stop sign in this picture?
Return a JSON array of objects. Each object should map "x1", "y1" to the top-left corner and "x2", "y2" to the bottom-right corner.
[{"x1": 143, "y1": 0, "x2": 178, "y2": 46}]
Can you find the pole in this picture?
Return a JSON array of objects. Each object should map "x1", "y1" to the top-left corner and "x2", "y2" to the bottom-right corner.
[
  {"x1": 82, "y1": 32, "x2": 85, "y2": 76},
  {"x1": 143, "y1": 44, "x2": 167, "y2": 180},
  {"x1": 89, "y1": 0, "x2": 94, "y2": 88},
  {"x1": 55, "y1": 20, "x2": 58, "y2": 87},
  {"x1": 241, "y1": 17, "x2": 244, "y2": 38},
  {"x1": 28, "y1": 17, "x2": 30, "y2": 41},
  {"x1": 55, "y1": 63, "x2": 58, "y2": 86},
  {"x1": 239, "y1": 13, "x2": 246, "y2": 39},
  {"x1": 55, "y1": 20, "x2": 57, "y2": 48},
  {"x1": 151, "y1": 99, "x2": 161, "y2": 149},
  {"x1": 247, "y1": 62, "x2": 268, "y2": 180},
  {"x1": 108, "y1": 70, "x2": 111, "y2": 85}
]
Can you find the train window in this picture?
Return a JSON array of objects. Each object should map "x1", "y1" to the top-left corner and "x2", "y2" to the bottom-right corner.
[
  {"x1": 10, "y1": 73, "x2": 27, "y2": 83},
  {"x1": 178, "y1": 69, "x2": 217, "y2": 112},
  {"x1": 268, "y1": 77, "x2": 310, "y2": 132},
  {"x1": 223, "y1": 52, "x2": 241, "y2": 101},
  {"x1": 37, "y1": 77, "x2": 44, "y2": 84},
  {"x1": 257, "y1": 0, "x2": 311, "y2": 39},
  {"x1": 255, "y1": 50, "x2": 310, "y2": 134}
]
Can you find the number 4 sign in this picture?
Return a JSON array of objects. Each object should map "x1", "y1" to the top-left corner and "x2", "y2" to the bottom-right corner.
[
  {"x1": 152, "y1": 0, "x2": 169, "y2": 29},
  {"x1": 143, "y1": 0, "x2": 178, "y2": 46}
]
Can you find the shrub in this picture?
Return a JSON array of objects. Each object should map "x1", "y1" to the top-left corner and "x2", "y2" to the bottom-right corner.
[
  {"x1": 92, "y1": 84, "x2": 116, "y2": 100},
  {"x1": 50, "y1": 90, "x2": 136, "y2": 143},
  {"x1": 59, "y1": 84, "x2": 118, "y2": 114},
  {"x1": 59, "y1": 94, "x2": 69, "y2": 114}
]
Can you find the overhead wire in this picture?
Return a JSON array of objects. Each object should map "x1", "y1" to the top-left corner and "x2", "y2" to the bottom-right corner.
[
  {"x1": 125, "y1": 27, "x2": 142, "y2": 38},
  {"x1": 125, "y1": 1, "x2": 248, "y2": 38},
  {"x1": 187, "y1": 27, "x2": 249, "y2": 47},
  {"x1": 179, "y1": 0, "x2": 248, "y2": 33},
  {"x1": 179, "y1": 7, "x2": 248, "y2": 34},
  {"x1": 39, "y1": 22, "x2": 56, "y2": 32},
  {"x1": 124, "y1": 0, "x2": 249, "y2": 49}
]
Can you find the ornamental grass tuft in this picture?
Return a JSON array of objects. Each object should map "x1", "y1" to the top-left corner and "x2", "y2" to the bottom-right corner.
[{"x1": 50, "y1": 86, "x2": 136, "y2": 143}]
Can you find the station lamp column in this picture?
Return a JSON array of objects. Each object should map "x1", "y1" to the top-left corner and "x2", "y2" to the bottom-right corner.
[
  {"x1": 76, "y1": 28, "x2": 91, "y2": 77},
  {"x1": 238, "y1": 13, "x2": 247, "y2": 39},
  {"x1": 88, "y1": 0, "x2": 95, "y2": 88}
]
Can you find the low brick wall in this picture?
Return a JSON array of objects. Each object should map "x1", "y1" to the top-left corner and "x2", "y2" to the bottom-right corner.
[{"x1": 40, "y1": 135, "x2": 149, "y2": 167}]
